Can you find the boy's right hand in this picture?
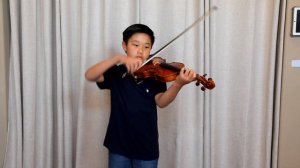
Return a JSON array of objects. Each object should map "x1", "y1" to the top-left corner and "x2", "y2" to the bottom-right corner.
[{"x1": 120, "y1": 56, "x2": 143, "y2": 73}]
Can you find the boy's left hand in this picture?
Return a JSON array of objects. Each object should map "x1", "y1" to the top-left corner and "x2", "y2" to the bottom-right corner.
[{"x1": 174, "y1": 67, "x2": 196, "y2": 86}]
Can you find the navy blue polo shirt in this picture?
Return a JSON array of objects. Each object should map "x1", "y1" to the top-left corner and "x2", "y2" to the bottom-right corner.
[{"x1": 97, "y1": 64, "x2": 167, "y2": 160}]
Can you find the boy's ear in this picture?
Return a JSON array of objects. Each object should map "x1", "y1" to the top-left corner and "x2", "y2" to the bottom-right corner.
[{"x1": 122, "y1": 42, "x2": 127, "y2": 53}]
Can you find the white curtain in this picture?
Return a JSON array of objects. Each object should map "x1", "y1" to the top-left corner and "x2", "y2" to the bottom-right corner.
[{"x1": 4, "y1": 0, "x2": 282, "y2": 168}]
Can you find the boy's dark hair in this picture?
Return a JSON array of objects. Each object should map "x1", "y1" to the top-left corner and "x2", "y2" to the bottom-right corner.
[{"x1": 122, "y1": 24, "x2": 155, "y2": 46}]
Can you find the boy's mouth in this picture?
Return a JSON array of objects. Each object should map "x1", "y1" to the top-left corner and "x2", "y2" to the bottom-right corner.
[{"x1": 136, "y1": 56, "x2": 143, "y2": 60}]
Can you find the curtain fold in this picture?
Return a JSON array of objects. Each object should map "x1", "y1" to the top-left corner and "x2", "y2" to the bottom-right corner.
[
  {"x1": 5, "y1": 0, "x2": 282, "y2": 168},
  {"x1": 271, "y1": 0, "x2": 287, "y2": 167},
  {"x1": 209, "y1": 0, "x2": 281, "y2": 167}
]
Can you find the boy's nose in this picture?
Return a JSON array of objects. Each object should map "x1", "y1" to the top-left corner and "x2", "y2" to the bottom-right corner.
[{"x1": 138, "y1": 47, "x2": 143, "y2": 53}]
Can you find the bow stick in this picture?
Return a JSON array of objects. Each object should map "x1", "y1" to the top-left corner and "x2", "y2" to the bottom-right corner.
[{"x1": 138, "y1": 6, "x2": 218, "y2": 69}]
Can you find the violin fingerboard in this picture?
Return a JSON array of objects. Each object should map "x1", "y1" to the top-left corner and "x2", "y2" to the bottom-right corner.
[{"x1": 159, "y1": 62, "x2": 183, "y2": 72}]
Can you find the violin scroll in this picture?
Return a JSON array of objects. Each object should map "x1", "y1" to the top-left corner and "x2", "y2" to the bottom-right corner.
[{"x1": 195, "y1": 74, "x2": 215, "y2": 91}]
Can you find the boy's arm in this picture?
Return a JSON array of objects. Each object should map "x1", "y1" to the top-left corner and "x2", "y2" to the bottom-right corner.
[
  {"x1": 85, "y1": 55, "x2": 143, "y2": 82},
  {"x1": 85, "y1": 55, "x2": 122, "y2": 82},
  {"x1": 155, "y1": 68, "x2": 196, "y2": 108}
]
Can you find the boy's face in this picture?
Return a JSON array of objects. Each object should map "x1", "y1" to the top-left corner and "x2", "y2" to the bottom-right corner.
[{"x1": 122, "y1": 33, "x2": 152, "y2": 62}]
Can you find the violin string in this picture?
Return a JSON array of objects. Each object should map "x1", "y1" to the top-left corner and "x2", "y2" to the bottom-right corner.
[{"x1": 137, "y1": 6, "x2": 218, "y2": 70}]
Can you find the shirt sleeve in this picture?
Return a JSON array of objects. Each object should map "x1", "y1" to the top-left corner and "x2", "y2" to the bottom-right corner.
[
  {"x1": 96, "y1": 65, "x2": 119, "y2": 89},
  {"x1": 152, "y1": 80, "x2": 167, "y2": 95}
]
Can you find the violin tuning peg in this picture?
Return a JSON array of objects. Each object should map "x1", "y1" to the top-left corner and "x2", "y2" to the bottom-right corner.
[
  {"x1": 201, "y1": 86, "x2": 206, "y2": 91},
  {"x1": 203, "y1": 74, "x2": 207, "y2": 77}
]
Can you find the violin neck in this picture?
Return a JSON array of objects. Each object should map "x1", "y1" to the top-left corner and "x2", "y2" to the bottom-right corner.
[{"x1": 159, "y1": 62, "x2": 181, "y2": 72}]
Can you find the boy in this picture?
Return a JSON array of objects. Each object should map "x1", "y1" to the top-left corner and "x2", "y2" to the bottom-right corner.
[{"x1": 85, "y1": 24, "x2": 196, "y2": 168}]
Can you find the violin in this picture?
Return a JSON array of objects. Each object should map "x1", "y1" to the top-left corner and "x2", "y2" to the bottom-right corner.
[
  {"x1": 134, "y1": 57, "x2": 215, "y2": 91},
  {"x1": 133, "y1": 7, "x2": 217, "y2": 91}
]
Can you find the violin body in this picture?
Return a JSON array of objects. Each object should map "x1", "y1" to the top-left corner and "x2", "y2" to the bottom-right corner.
[
  {"x1": 134, "y1": 61, "x2": 184, "y2": 82},
  {"x1": 134, "y1": 57, "x2": 215, "y2": 91}
]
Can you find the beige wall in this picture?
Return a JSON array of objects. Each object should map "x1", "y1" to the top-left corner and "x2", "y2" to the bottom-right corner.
[
  {"x1": 0, "y1": 0, "x2": 9, "y2": 167},
  {"x1": 0, "y1": 1, "x2": 299, "y2": 167},
  {"x1": 278, "y1": 1, "x2": 300, "y2": 168}
]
